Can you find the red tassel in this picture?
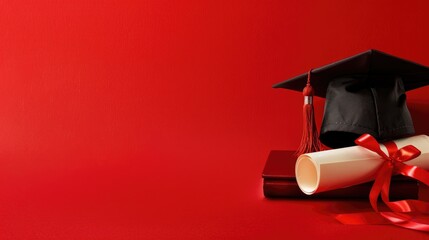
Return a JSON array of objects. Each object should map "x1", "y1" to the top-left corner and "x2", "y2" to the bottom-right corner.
[{"x1": 296, "y1": 70, "x2": 322, "y2": 156}]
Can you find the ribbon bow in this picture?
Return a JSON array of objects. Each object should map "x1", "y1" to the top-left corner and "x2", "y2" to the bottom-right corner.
[{"x1": 338, "y1": 134, "x2": 429, "y2": 231}]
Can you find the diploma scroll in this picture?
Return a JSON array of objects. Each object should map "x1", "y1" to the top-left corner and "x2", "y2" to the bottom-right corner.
[{"x1": 295, "y1": 135, "x2": 429, "y2": 195}]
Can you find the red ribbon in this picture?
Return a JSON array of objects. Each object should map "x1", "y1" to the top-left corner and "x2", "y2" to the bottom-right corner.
[{"x1": 337, "y1": 134, "x2": 429, "y2": 231}]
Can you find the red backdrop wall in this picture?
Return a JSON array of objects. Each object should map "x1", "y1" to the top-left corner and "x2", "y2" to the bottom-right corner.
[{"x1": 1, "y1": 0, "x2": 429, "y2": 239}]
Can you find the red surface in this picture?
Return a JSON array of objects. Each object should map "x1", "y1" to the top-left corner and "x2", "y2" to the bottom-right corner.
[{"x1": 1, "y1": 0, "x2": 429, "y2": 239}]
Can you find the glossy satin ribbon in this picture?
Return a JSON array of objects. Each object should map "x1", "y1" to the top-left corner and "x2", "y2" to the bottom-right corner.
[{"x1": 337, "y1": 134, "x2": 429, "y2": 231}]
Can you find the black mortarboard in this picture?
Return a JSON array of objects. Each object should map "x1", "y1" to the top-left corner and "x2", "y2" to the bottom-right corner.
[{"x1": 274, "y1": 49, "x2": 429, "y2": 149}]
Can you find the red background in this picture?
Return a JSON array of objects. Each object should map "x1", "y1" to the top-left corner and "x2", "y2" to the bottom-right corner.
[{"x1": 1, "y1": 0, "x2": 429, "y2": 239}]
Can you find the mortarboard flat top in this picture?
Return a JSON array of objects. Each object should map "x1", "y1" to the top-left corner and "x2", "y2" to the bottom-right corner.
[{"x1": 273, "y1": 49, "x2": 429, "y2": 98}]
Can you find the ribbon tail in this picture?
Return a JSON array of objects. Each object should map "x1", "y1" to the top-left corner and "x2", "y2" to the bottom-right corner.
[
  {"x1": 370, "y1": 163, "x2": 391, "y2": 211},
  {"x1": 380, "y1": 212, "x2": 429, "y2": 231},
  {"x1": 336, "y1": 212, "x2": 390, "y2": 225},
  {"x1": 375, "y1": 163, "x2": 429, "y2": 231}
]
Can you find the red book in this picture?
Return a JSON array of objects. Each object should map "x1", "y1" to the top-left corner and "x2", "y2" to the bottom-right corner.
[{"x1": 262, "y1": 150, "x2": 418, "y2": 199}]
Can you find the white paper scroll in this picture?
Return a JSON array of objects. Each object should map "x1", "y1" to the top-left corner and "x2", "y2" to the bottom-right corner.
[{"x1": 295, "y1": 135, "x2": 429, "y2": 195}]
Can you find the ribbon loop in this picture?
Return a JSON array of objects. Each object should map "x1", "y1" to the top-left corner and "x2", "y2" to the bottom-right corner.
[
  {"x1": 355, "y1": 134, "x2": 390, "y2": 159},
  {"x1": 344, "y1": 134, "x2": 429, "y2": 231},
  {"x1": 391, "y1": 145, "x2": 421, "y2": 162}
]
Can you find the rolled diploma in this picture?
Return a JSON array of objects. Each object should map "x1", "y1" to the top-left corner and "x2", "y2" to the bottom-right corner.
[{"x1": 295, "y1": 135, "x2": 429, "y2": 195}]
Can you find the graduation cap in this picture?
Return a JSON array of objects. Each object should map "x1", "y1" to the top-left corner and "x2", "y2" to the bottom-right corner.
[{"x1": 274, "y1": 49, "x2": 429, "y2": 153}]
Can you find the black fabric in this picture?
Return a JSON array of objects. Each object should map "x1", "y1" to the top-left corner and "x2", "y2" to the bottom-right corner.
[
  {"x1": 319, "y1": 75, "x2": 414, "y2": 148},
  {"x1": 273, "y1": 49, "x2": 429, "y2": 97}
]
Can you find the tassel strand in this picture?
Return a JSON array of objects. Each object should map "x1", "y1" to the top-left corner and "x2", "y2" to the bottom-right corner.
[{"x1": 295, "y1": 69, "x2": 323, "y2": 156}]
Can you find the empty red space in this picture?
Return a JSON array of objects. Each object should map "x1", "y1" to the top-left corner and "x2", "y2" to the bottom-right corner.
[{"x1": 1, "y1": 0, "x2": 429, "y2": 239}]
